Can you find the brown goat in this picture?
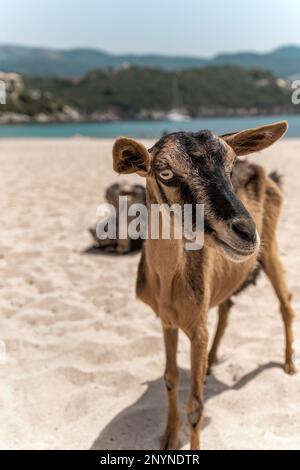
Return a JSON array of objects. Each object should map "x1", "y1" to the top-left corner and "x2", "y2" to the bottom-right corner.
[
  {"x1": 112, "y1": 121, "x2": 296, "y2": 450},
  {"x1": 89, "y1": 182, "x2": 146, "y2": 253}
]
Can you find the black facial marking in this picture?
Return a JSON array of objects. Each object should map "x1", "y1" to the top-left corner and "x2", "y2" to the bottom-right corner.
[
  {"x1": 156, "y1": 179, "x2": 170, "y2": 205},
  {"x1": 178, "y1": 179, "x2": 199, "y2": 226},
  {"x1": 178, "y1": 180, "x2": 196, "y2": 206},
  {"x1": 204, "y1": 167, "x2": 248, "y2": 221},
  {"x1": 157, "y1": 175, "x2": 179, "y2": 187},
  {"x1": 204, "y1": 219, "x2": 214, "y2": 234}
]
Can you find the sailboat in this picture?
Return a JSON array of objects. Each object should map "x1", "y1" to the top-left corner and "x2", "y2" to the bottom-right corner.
[{"x1": 166, "y1": 75, "x2": 190, "y2": 122}]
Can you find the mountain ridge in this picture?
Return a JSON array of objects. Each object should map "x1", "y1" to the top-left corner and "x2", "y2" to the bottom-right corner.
[{"x1": 0, "y1": 44, "x2": 299, "y2": 78}]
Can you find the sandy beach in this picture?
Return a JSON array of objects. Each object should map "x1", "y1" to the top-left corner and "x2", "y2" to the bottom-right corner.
[{"x1": 0, "y1": 137, "x2": 299, "y2": 450}]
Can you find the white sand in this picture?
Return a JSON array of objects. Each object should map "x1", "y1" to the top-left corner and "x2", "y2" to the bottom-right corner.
[{"x1": 0, "y1": 137, "x2": 299, "y2": 450}]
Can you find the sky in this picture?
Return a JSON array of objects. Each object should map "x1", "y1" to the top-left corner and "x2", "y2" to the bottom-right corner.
[{"x1": 1, "y1": 0, "x2": 300, "y2": 57}]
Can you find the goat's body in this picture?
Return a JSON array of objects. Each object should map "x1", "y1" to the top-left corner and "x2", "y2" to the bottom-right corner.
[
  {"x1": 136, "y1": 160, "x2": 295, "y2": 449},
  {"x1": 113, "y1": 122, "x2": 295, "y2": 450}
]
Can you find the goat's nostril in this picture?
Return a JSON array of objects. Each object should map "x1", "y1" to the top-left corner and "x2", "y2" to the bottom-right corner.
[{"x1": 231, "y1": 220, "x2": 256, "y2": 244}]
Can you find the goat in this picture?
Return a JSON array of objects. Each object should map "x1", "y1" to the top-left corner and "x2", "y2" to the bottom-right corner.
[
  {"x1": 112, "y1": 121, "x2": 295, "y2": 450},
  {"x1": 89, "y1": 182, "x2": 146, "y2": 254}
]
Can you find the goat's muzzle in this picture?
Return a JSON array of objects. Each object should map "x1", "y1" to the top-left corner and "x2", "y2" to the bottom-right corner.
[{"x1": 212, "y1": 216, "x2": 260, "y2": 263}]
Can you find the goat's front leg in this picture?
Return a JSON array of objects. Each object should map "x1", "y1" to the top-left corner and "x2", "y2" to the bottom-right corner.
[
  {"x1": 186, "y1": 323, "x2": 208, "y2": 450},
  {"x1": 161, "y1": 325, "x2": 180, "y2": 450}
]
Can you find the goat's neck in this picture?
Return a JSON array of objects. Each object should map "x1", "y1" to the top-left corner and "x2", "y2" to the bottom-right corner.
[{"x1": 144, "y1": 183, "x2": 213, "y2": 312}]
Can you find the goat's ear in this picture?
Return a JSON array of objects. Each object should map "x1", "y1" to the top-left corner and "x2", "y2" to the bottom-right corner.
[
  {"x1": 113, "y1": 137, "x2": 151, "y2": 177},
  {"x1": 221, "y1": 121, "x2": 288, "y2": 156}
]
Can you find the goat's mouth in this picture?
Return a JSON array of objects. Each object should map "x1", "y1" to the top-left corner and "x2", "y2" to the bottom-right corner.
[{"x1": 212, "y1": 231, "x2": 259, "y2": 263}]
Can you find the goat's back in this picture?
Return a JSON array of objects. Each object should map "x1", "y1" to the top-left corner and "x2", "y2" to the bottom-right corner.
[{"x1": 229, "y1": 160, "x2": 283, "y2": 297}]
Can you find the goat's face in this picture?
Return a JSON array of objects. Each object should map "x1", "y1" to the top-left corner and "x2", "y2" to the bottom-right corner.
[
  {"x1": 113, "y1": 121, "x2": 288, "y2": 263},
  {"x1": 148, "y1": 130, "x2": 259, "y2": 262}
]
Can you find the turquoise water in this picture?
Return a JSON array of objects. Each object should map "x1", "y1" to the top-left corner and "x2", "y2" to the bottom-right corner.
[{"x1": 1, "y1": 115, "x2": 300, "y2": 138}]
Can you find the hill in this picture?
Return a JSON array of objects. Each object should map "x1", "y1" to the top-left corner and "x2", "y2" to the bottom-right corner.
[
  {"x1": 0, "y1": 44, "x2": 299, "y2": 78},
  {"x1": 1, "y1": 66, "x2": 296, "y2": 123}
]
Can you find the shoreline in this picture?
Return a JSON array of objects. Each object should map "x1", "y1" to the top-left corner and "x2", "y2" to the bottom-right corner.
[
  {"x1": 1, "y1": 115, "x2": 300, "y2": 139},
  {"x1": 1, "y1": 109, "x2": 300, "y2": 126}
]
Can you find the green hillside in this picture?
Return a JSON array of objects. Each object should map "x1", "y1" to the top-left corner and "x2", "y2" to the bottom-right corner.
[{"x1": 2, "y1": 66, "x2": 296, "y2": 121}]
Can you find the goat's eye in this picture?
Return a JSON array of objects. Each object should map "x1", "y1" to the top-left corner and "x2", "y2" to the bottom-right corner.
[{"x1": 159, "y1": 170, "x2": 174, "y2": 181}]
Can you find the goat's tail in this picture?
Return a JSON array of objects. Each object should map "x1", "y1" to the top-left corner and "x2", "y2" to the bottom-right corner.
[{"x1": 269, "y1": 170, "x2": 283, "y2": 188}]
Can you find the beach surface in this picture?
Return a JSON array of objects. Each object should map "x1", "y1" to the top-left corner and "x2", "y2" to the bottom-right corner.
[{"x1": 0, "y1": 137, "x2": 299, "y2": 450}]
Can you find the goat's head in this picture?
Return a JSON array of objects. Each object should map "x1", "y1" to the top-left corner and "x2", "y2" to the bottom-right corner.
[{"x1": 113, "y1": 121, "x2": 287, "y2": 262}]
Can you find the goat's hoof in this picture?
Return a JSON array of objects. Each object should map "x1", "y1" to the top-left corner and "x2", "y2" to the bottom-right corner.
[
  {"x1": 160, "y1": 430, "x2": 180, "y2": 450},
  {"x1": 284, "y1": 361, "x2": 297, "y2": 375}
]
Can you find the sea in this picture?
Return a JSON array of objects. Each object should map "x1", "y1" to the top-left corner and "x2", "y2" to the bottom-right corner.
[{"x1": 0, "y1": 115, "x2": 300, "y2": 139}]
